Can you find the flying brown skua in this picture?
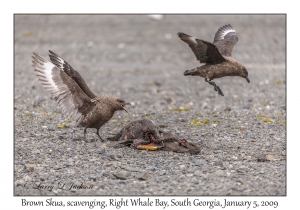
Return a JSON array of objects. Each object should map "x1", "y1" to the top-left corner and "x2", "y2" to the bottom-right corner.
[{"x1": 178, "y1": 24, "x2": 250, "y2": 96}]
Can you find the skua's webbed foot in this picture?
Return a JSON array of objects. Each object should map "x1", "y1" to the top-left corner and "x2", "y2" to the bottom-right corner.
[{"x1": 205, "y1": 78, "x2": 224, "y2": 96}]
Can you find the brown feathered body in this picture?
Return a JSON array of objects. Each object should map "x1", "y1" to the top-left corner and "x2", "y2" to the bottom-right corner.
[
  {"x1": 187, "y1": 56, "x2": 247, "y2": 80},
  {"x1": 32, "y1": 50, "x2": 130, "y2": 140},
  {"x1": 79, "y1": 95, "x2": 123, "y2": 130}
]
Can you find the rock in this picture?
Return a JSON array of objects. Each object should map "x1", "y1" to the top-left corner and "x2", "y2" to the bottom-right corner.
[
  {"x1": 96, "y1": 148, "x2": 105, "y2": 154},
  {"x1": 224, "y1": 107, "x2": 231, "y2": 111},
  {"x1": 166, "y1": 98, "x2": 175, "y2": 104},
  {"x1": 214, "y1": 160, "x2": 223, "y2": 167},
  {"x1": 25, "y1": 164, "x2": 35, "y2": 172},
  {"x1": 187, "y1": 168, "x2": 195, "y2": 173},
  {"x1": 108, "y1": 154, "x2": 116, "y2": 160},
  {"x1": 153, "y1": 80, "x2": 163, "y2": 87},
  {"x1": 23, "y1": 175, "x2": 32, "y2": 182},
  {"x1": 173, "y1": 155, "x2": 180, "y2": 160},
  {"x1": 89, "y1": 158, "x2": 98, "y2": 162},
  {"x1": 225, "y1": 124, "x2": 231, "y2": 128},
  {"x1": 15, "y1": 179, "x2": 25, "y2": 186},
  {"x1": 202, "y1": 102, "x2": 210, "y2": 109},
  {"x1": 237, "y1": 166, "x2": 248, "y2": 173},
  {"x1": 193, "y1": 171, "x2": 202, "y2": 176},
  {"x1": 257, "y1": 154, "x2": 267, "y2": 162},
  {"x1": 138, "y1": 172, "x2": 150, "y2": 180},
  {"x1": 113, "y1": 171, "x2": 128, "y2": 180},
  {"x1": 266, "y1": 155, "x2": 274, "y2": 161},
  {"x1": 231, "y1": 156, "x2": 238, "y2": 160},
  {"x1": 54, "y1": 165, "x2": 62, "y2": 170},
  {"x1": 281, "y1": 150, "x2": 286, "y2": 156},
  {"x1": 177, "y1": 118, "x2": 186, "y2": 122},
  {"x1": 243, "y1": 156, "x2": 251, "y2": 161},
  {"x1": 214, "y1": 150, "x2": 222, "y2": 154},
  {"x1": 89, "y1": 174, "x2": 97, "y2": 181},
  {"x1": 159, "y1": 171, "x2": 166, "y2": 176},
  {"x1": 194, "y1": 159, "x2": 207, "y2": 166},
  {"x1": 201, "y1": 132, "x2": 209, "y2": 137},
  {"x1": 33, "y1": 149, "x2": 41, "y2": 154},
  {"x1": 179, "y1": 165, "x2": 186, "y2": 170},
  {"x1": 33, "y1": 96, "x2": 46, "y2": 107},
  {"x1": 125, "y1": 167, "x2": 139, "y2": 172},
  {"x1": 87, "y1": 41, "x2": 94, "y2": 47},
  {"x1": 66, "y1": 161, "x2": 74, "y2": 167},
  {"x1": 243, "y1": 104, "x2": 251, "y2": 109},
  {"x1": 257, "y1": 154, "x2": 275, "y2": 162}
]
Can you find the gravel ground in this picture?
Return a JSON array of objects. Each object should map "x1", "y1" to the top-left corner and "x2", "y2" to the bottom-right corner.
[{"x1": 14, "y1": 14, "x2": 286, "y2": 196}]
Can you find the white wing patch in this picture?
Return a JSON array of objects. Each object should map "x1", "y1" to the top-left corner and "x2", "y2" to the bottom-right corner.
[
  {"x1": 32, "y1": 54, "x2": 59, "y2": 93},
  {"x1": 219, "y1": 28, "x2": 236, "y2": 40},
  {"x1": 213, "y1": 24, "x2": 237, "y2": 43},
  {"x1": 32, "y1": 53, "x2": 84, "y2": 124}
]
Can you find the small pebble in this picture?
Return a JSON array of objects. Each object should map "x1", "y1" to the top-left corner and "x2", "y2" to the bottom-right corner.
[
  {"x1": 243, "y1": 104, "x2": 251, "y2": 109},
  {"x1": 257, "y1": 155, "x2": 269, "y2": 162},
  {"x1": 96, "y1": 148, "x2": 105, "y2": 154},
  {"x1": 138, "y1": 172, "x2": 150, "y2": 180},
  {"x1": 266, "y1": 155, "x2": 274, "y2": 161},
  {"x1": 224, "y1": 107, "x2": 231, "y2": 111},
  {"x1": 113, "y1": 171, "x2": 128, "y2": 180},
  {"x1": 108, "y1": 154, "x2": 116, "y2": 160},
  {"x1": 89, "y1": 174, "x2": 97, "y2": 181},
  {"x1": 193, "y1": 171, "x2": 202, "y2": 176},
  {"x1": 25, "y1": 164, "x2": 35, "y2": 172},
  {"x1": 214, "y1": 150, "x2": 222, "y2": 154},
  {"x1": 179, "y1": 165, "x2": 186, "y2": 170},
  {"x1": 23, "y1": 175, "x2": 32, "y2": 182},
  {"x1": 159, "y1": 171, "x2": 166, "y2": 176},
  {"x1": 125, "y1": 167, "x2": 139, "y2": 172},
  {"x1": 237, "y1": 166, "x2": 248, "y2": 173},
  {"x1": 194, "y1": 159, "x2": 207, "y2": 166}
]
